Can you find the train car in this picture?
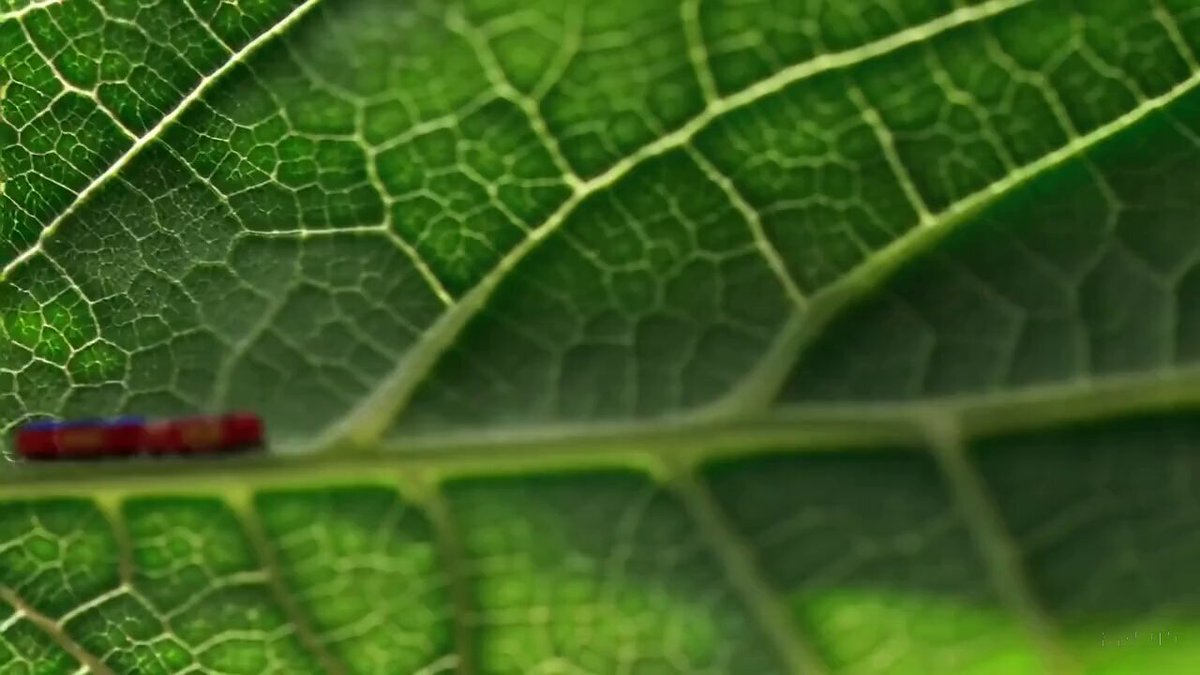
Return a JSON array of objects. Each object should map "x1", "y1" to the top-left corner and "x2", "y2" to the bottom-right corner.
[
  {"x1": 139, "y1": 413, "x2": 264, "y2": 455},
  {"x1": 16, "y1": 417, "x2": 144, "y2": 460},
  {"x1": 13, "y1": 413, "x2": 264, "y2": 460}
]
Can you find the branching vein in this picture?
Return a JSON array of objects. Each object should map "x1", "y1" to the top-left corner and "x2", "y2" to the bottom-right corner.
[
  {"x1": 314, "y1": 0, "x2": 1036, "y2": 450},
  {"x1": 717, "y1": 61, "x2": 1200, "y2": 417},
  {"x1": 923, "y1": 416, "x2": 1078, "y2": 675},
  {"x1": 0, "y1": 587, "x2": 114, "y2": 675},
  {"x1": 420, "y1": 483, "x2": 476, "y2": 675},
  {"x1": 0, "y1": 0, "x2": 66, "y2": 23},
  {"x1": 0, "y1": 0, "x2": 328, "y2": 283},
  {"x1": 229, "y1": 491, "x2": 349, "y2": 675},
  {"x1": 667, "y1": 460, "x2": 829, "y2": 675}
]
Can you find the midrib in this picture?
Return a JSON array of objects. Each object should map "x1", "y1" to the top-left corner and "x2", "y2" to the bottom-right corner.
[{"x1": 7, "y1": 364, "x2": 1200, "y2": 494}]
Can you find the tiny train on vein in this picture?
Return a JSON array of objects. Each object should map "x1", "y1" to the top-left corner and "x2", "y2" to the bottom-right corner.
[{"x1": 14, "y1": 412, "x2": 265, "y2": 461}]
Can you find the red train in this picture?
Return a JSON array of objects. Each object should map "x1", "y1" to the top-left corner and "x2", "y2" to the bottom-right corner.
[{"x1": 14, "y1": 413, "x2": 264, "y2": 460}]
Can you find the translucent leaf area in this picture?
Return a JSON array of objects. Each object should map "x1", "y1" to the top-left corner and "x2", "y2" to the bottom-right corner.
[{"x1": 3, "y1": 0, "x2": 1200, "y2": 672}]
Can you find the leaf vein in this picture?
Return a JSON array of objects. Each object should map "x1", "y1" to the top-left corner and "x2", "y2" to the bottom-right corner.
[
  {"x1": 687, "y1": 146, "x2": 807, "y2": 305},
  {"x1": 421, "y1": 483, "x2": 476, "y2": 675},
  {"x1": 446, "y1": 6, "x2": 583, "y2": 191},
  {"x1": 7, "y1": 363, "x2": 1200, "y2": 501},
  {"x1": 666, "y1": 460, "x2": 830, "y2": 675},
  {"x1": 681, "y1": 0, "x2": 719, "y2": 105},
  {"x1": 0, "y1": 0, "x2": 65, "y2": 22},
  {"x1": 0, "y1": 586, "x2": 114, "y2": 675},
  {"x1": 923, "y1": 416, "x2": 1077, "y2": 674},
  {"x1": 846, "y1": 84, "x2": 935, "y2": 224},
  {"x1": 229, "y1": 491, "x2": 349, "y2": 675}
]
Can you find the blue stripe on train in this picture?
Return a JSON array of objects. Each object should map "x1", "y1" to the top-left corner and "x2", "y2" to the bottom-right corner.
[{"x1": 20, "y1": 417, "x2": 146, "y2": 431}]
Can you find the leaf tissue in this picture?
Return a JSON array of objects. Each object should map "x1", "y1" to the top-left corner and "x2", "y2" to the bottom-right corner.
[{"x1": 2, "y1": 0, "x2": 1200, "y2": 672}]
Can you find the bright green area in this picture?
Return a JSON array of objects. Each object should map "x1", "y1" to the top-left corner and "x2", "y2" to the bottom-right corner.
[
  {"x1": 68, "y1": 497, "x2": 321, "y2": 674},
  {"x1": 255, "y1": 487, "x2": 452, "y2": 674},
  {"x1": 0, "y1": 602, "x2": 80, "y2": 674},
  {"x1": 445, "y1": 470, "x2": 787, "y2": 674},
  {"x1": 974, "y1": 416, "x2": 1200, "y2": 673},
  {"x1": 705, "y1": 449, "x2": 1042, "y2": 673},
  {"x1": 0, "y1": 499, "x2": 118, "y2": 617},
  {"x1": 3, "y1": 0, "x2": 1200, "y2": 672}
]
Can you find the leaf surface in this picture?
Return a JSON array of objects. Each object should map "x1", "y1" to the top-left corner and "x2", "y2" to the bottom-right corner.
[{"x1": 3, "y1": 0, "x2": 1200, "y2": 672}]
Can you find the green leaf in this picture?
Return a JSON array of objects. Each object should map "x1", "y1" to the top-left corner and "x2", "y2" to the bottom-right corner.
[{"x1": 3, "y1": 0, "x2": 1200, "y2": 672}]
